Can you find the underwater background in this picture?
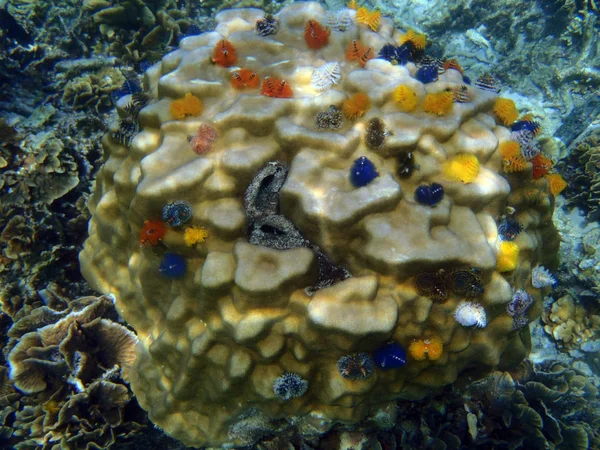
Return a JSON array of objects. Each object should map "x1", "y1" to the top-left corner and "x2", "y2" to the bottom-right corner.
[{"x1": 0, "y1": 0, "x2": 599, "y2": 449}]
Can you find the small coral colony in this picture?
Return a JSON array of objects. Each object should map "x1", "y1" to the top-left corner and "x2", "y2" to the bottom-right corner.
[{"x1": 130, "y1": 2, "x2": 562, "y2": 392}]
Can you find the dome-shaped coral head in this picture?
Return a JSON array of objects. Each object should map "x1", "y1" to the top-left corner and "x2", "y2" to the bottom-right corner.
[
  {"x1": 493, "y1": 98, "x2": 519, "y2": 126},
  {"x1": 350, "y1": 156, "x2": 379, "y2": 187},
  {"x1": 346, "y1": 40, "x2": 374, "y2": 67},
  {"x1": 442, "y1": 153, "x2": 480, "y2": 183},
  {"x1": 170, "y1": 93, "x2": 203, "y2": 120},
  {"x1": 423, "y1": 91, "x2": 454, "y2": 116},
  {"x1": 531, "y1": 154, "x2": 553, "y2": 179},
  {"x1": 393, "y1": 84, "x2": 418, "y2": 112},
  {"x1": 408, "y1": 336, "x2": 443, "y2": 361},
  {"x1": 304, "y1": 19, "x2": 329, "y2": 50},
  {"x1": 162, "y1": 200, "x2": 193, "y2": 227},
  {"x1": 139, "y1": 220, "x2": 167, "y2": 247},
  {"x1": 273, "y1": 372, "x2": 308, "y2": 400},
  {"x1": 230, "y1": 68, "x2": 260, "y2": 90},
  {"x1": 212, "y1": 39, "x2": 237, "y2": 67},
  {"x1": 337, "y1": 353, "x2": 374, "y2": 380},
  {"x1": 343, "y1": 92, "x2": 370, "y2": 118},
  {"x1": 189, "y1": 124, "x2": 217, "y2": 156},
  {"x1": 355, "y1": 7, "x2": 381, "y2": 32},
  {"x1": 544, "y1": 173, "x2": 567, "y2": 196},
  {"x1": 531, "y1": 265, "x2": 557, "y2": 289},
  {"x1": 260, "y1": 76, "x2": 293, "y2": 98},
  {"x1": 496, "y1": 241, "x2": 519, "y2": 272},
  {"x1": 454, "y1": 301, "x2": 487, "y2": 328}
]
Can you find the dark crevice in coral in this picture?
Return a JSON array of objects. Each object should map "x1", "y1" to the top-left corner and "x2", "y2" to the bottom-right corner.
[{"x1": 244, "y1": 163, "x2": 351, "y2": 294}]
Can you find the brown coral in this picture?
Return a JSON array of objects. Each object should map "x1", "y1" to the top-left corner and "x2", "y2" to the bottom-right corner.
[{"x1": 4, "y1": 293, "x2": 143, "y2": 449}]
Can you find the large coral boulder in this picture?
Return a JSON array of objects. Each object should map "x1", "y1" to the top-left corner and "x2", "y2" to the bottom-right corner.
[{"x1": 80, "y1": 2, "x2": 559, "y2": 447}]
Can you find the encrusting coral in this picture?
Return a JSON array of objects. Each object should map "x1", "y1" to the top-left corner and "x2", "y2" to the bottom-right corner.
[{"x1": 79, "y1": 3, "x2": 561, "y2": 447}]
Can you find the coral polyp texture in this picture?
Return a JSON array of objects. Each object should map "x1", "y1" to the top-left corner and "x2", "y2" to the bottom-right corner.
[{"x1": 79, "y1": 2, "x2": 561, "y2": 447}]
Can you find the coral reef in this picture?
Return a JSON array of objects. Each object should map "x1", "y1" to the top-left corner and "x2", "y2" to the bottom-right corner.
[
  {"x1": 78, "y1": 3, "x2": 562, "y2": 447},
  {"x1": 1, "y1": 292, "x2": 144, "y2": 449},
  {"x1": 241, "y1": 360, "x2": 600, "y2": 449},
  {"x1": 5, "y1": 0, "x2": 598, "y2": 447},
  {"x1": 542, "y1": 294, "x2": 600, "y2": 350},
  {"x1": 559, "y1": 127, "x2": 600, "y2": 222},
  {"x1": 463, "y1": 361, "x2": 600, "y2": 449},
  {"x1": 0, "y1": 115, "x2": 103, "y2": 337},
  {"x1": 374, "y1": 0, "x2": 600, "y2": 145}
]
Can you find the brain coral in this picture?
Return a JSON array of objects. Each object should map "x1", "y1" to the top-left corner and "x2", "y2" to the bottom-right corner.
[{"x1": 79, "y1": 3, "x2": 560, "y2": 447}]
